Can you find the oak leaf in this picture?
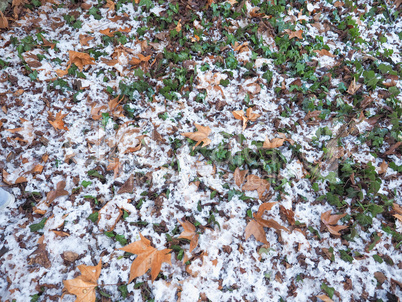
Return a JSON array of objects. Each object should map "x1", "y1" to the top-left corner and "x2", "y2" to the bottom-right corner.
[
  {"x1": 232, "y1": 107, "x2": 260, "y2": 132},
  {"x1": 178, "y1": 220, "x2": 199, "y2": 252},
  {"x1": 321, "y1": 210, "x2": 348, "y2": 236},
  {"x1": 62, "y1": 260, "x2": 102, "y2": 302},
  {"x1": 119, "y1": 233, "x2": 172, "y2": 283},
  {"x1": 48, "y1": 111, "x2": 69, "y2": 131},
  {"x1": 242, "y1": 175, "x2": 270, "y2": 200},
  {"x1": 68, "y1": 51, "x2": 96, "y2": 71},
  {"x1": 181, "y1": 124, "x2": 212, "y2": 150}
]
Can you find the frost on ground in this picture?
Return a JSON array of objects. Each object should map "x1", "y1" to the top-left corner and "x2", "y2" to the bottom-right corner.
[{"x1": 0, "y1": 0, "x2": 402, "y2": 301}]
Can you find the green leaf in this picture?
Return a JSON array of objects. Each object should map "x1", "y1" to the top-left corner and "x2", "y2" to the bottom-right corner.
[
  {"x1": 87, "y1": 170, "x2": 105, "y2": 180},
  {"x1": 29, "y1": 218, "x2": 47, "y2": 232},
  {"x1": 356, "y1": 213, "x2": 372, "y2": 226},
  {"x1": 81, "y1": 180, "x2": 92, "y2": 188},
  {"x1": 339, "y1": 250, "x2": 354, "y2": 263},
  {"x1": 367, "y1": 204, "x2": 383, "y2": 217},
  {"x1": 115, "y1": 234, "x2": 127, "y2": 246},
  {"x1": 88, "y1": 212, "x2": 99, "y2": 223},
  {"x1": 373, "y1": 254, "x2": 383, "y2": 263},
  {"x1": 118, "y1": 285, "x2": 128, "y2": 298},
  {"x1": 320, "y1": 283, "x2": 335, "y2": 299}
]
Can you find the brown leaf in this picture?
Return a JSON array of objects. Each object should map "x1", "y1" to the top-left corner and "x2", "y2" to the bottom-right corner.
[
  {"x1": 255, "y1": 202, "x2": 277, "y2": 219},
  {"x1": 394, "y1": 214, "x2": 402, "y2": 222},
  {"x1": 28, "y1": 243, "x2": 51, "y2": 268},
  {"x1": 284, "y1": 29, "x2": 303, "y2": 39},
  {"x1": 0, "y1": 11, "x2": 8, "y2": 29},
  {"x1": 119, "y1": 233, "x2": 172, "y2": 283},
  {"x1": 314, "y1": 49, "x2": 336, "y2": 58},
  {"x1": 232, "y1": 108, "x2": 260, "y2": 131},
  {"x1": 321, "y1": 210, "x2": 348, "y2": 236},
  {"x1": 316, "y1": 295, "x2": 334, "y2": 302},
  {"x1": 175, "y1": 19, "x2": 182, "y2": 32},
  {"x1": 393, "y1": 204, "x2": 402, "y2": 215},
  {"x1": 117, "y1": 174, "x2": 134, "y2": 194},
  {"x1": 242, "y1": 175, "x2": 270, "y2": 200},
  {"x1": 346, "y1": 78, "x2": 362, "y2": 95},
  {"x1": 41, "y1": 36, "x2": 56, "y2": 49},
  {"x1": 104, "y1": 0, "x2": 115, "y2": 11},
  {"x1": 67, "y1": 51, "x2": 96, "y2": 71},
  {"x1": 384, "y1": 141, "x2": 402, "y2": 155},
  {"x1": 263, "y1": 136, "x2": 285, "y2": 149},
  {"x1": 47, "y1": 181, "x2": 69, "y2": 204},
  {"x1": 181, "y1": 124, "x2": 212, "y2": 150},
  {"x1": 63, "y1": 260, "x2": 102, "y2": 302},
  {"x1": 178, "y1": 220, "x2": 199, "y2": 252},
  {"x1": 99, "y1": 28, "x2": 116, "y2": 37},
  {"x1": 107, "y1": 158, "x2": 121, "y2": 179},
  {"x1": 279, "y1": 205, "x2": 295, "y2": 226},
  {"x1": 79, "y1": 34, "x2": 95, "y2": 46},
  {"x1": 378, "y1": 161, "x2": 388, "y2": 174},
  {"x1": 255, "y1": 216, "x2": 290, "y2": 233},
  {"x1": 245, "y1": 220, "x2": 268, "y2": 244},
  {"x1": 48, "y1": 111, "x2": 69, "y2": 131},
  {"x1": 234, "y1": 167, "x2": 248, "y2": 187}
]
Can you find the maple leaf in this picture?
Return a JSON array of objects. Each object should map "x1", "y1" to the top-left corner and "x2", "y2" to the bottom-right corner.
[
  {"x1": 284, "y1": 29, "x2": 303, "y2": 39},
  {"x1": 263, "y1": 133, "x2": 294, "y2": 149},
  {"x1": 48, "y1": 111, "x2": 69, "y2": 131},
  {"x1": 178, "y1": 220, "x2": 199, "y2": 252},
  {"x1": 119, "y1": 233, "x2": 172, "y2": 283},
  {"x1": 67, "y1": 51, "x2": 96, "y2": 71},
  {"x1": 47, "y1": 180, "x2": 69, "y2": 204},
  {"x1": 79, "y1": 34, "x2": 95, "y2": 47},
  {"x1": 245, "y1": 202, "x2": 289, "y2": 244},
  {"x1": 62, "y1": 260, "x2": 102, "y2": 302},
  {"x1": 181, "y1": 124, "x2": 212, "y2": 150},
  {"x1": 232, "y1": 107, "x2": 260, "y2": 132},
  {"x1": 242, "y1": 175, "x2": 270, "y2": 200},
  {"x1": 321, "y1": 210, "x2": 348, "y2": 236}
]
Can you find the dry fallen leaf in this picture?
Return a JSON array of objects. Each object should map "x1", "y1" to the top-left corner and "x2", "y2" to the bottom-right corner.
[
  {"x1": 378, "y1": 161, "x2": 388, "y2": 174},
  {"x1": 232, "y1": 107, "x2": 260, "y2": 131},
  {"x1": 263, "y1": 133, "x2": 294, "y2": 149},
  {"x1": 47, "y1": 180, "x2": 69, "y2": 204},
  {"x1": 119, "y1": 233, "x2": 172, "y2": 283},
  {"x1": 175, "y1": 19, "x2": 182, "y2": 33},
  {"x1": 234, "y1": 167, "x2": 248, "y2": 187},
  {"x1": 284, "y1": 29, "x2": 303, "y2": 39},
  {"x1": 0, "y1": 11, "x2": 8, "y2": 29},
  {"x1": 104, "y1": 0, "x2": 115, "y2": 11},
  {"x1": 245, "y1": 202, "x2": 289, "y2": 244},
  {"x1": 178, "y1": 220, "x2": 199, "y2": 252},
  {"x1": 394, "y1": 214, "x2": 402, "y2": 222},
  {"x1": 316, "y1": 295, "x2": 334, "y2": 302},
  {"x1": 79, "y1": 34, "x2": 95, "y2": 46},
  {"x1": 68, "y1": 50, "x2": 96, "y2": 71},
  {"x1": 321, "y1": 210, "x2": 348, "y2": 236},
  {"x1": 346, "y1": 78, "x2": 362, "y2": 95},
  {"x1": 181, "y1": 124, "x2": 212, "y2": 150},
  {"x1": 117, "y1": 174, "x2": 134, "y2": 194},
  {"x1": 62, "y1": 260, "x2": 102, "y2": 302},
  {"x1": 242, "y1": 175, "x2": 270, "y2": 200},
  {"x1": 107, "y1": 158, "x2": 121, "y2": 179},
  {"x1": 314, "y1": 49, "x2": 336, "y2": 58},
  {"x1": 48, "y1": 111, "x2": 69, "y2": 131},
  {"x1": 393, "y1": 203, "x2": 402, "y2": 215}
]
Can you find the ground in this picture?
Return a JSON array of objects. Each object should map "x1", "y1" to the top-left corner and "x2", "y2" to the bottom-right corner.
[{"x1": 0, "y1": 0, "x2": 402, "y2": 301}]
